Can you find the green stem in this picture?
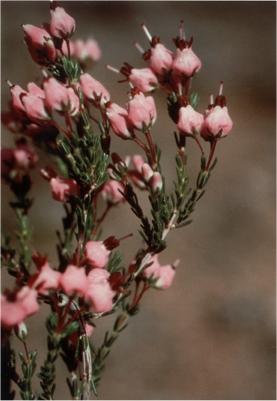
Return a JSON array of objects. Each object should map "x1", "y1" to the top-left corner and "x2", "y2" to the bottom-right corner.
[
  {"x1": 91, "y1": 312, "x2": 129, "y2": 393},
  {"x1": 38, "y1": 332, "x2": 61, "y2": 400}
]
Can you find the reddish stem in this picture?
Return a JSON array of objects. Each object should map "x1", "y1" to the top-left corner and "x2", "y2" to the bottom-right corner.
[
  {"x1": 66, "y1": 39, "x2": 71, "y2": 59},
  {"x1": 206, "y1": 140, "x2": 217, "y2": 170},
  {"x1": 145, "y1": 130, "x2": 157, "y2": 168},
  {"x1": 133, "y1": 135, "x2": 148, "y2": 154},
  {"x1": 93, "y1": 204, "x2": 112, "y2": 235}
]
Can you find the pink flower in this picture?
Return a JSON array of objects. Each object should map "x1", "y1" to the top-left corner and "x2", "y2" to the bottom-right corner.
[
  {"x1": 149, "y1": 172, "x2": 163, "y2": 192},
  {"x1": 86, "y1": 269, "x2": 115, "y2": 313},
  {"x1": 80, "y1": 73, "x2": 110, "y2": 104},
  {"x1": 21, "y1": 94, "x2": 50, "y2": 121},
  {"x1": 1, "y1": 287, "x2": 39, "y2": 328},
  {"x1": 201, "y1": 105, "x2": 233, "y2": 141},
  {"x1": 27, "y1": 82, "x2": 45, "y2": 98},
  {"x1": 101, "y1": 179, "x2": 125, "y2": 204},
  {"x1": 141, "y1": 163, "x2": 154, "y2": 182},
  {"x1": 59, "y1": 265, "x2": 88, "y2": 296},
  {"x1": 50, "y1": 6, "x2": 76, "y2": 39},
  {"x1": 43, "y1": 78, "x2": 80, "y2": 116},
  {"x1": 73, "y1": 39, "x2": 101, "y2": 63},
  {"x1": 144, "y1": 255, "x2": 175, "y2": 289},
  {"x1": 44, "y1": 78, "x2": 68, "y2": 111},
  {"x1": 16, "y1": 287, "x2": 39, "y2": 316},
  {"x1": 85, "y1": 323, "x2": 94, "y2": 336},
  {"x1": 149, "y1": 43, "x2": 173, "y2": 76},
  {"x1": 10, "y1": 85, "x2": 27, "y2": 114},
  {"x1": 172, "y1": 47, "x2": 202, "y2": 78},
  {"x1": 131, "y1": 155, "x2": 145, "y2": 172},
  {"x1": 127, "y1": 92, "x2": 157, "y2": 130},
  {"x1": 85, "y1": 241, "x2": 110, "y2": 269},
  {"x1": 128, "y1": 155, "x2": 148, "y2": 189},
  {"x1": 32, "y1": 262, "x2": 61, "y2": 295},
  {"x1": 106, "y1": 103, "x2": 132, "y2": 139},
  {"x1": 177, "y1": 105, "x2": 204, "y2": 135},
  {"x1": 13, "y1": 147, "x2": 37, "y2": 169},
  {"x1": 1, "y1": 295, "x2": 26, "y2": 327},
  {"x1": 50, "y1": 177, "x2": 79, "y2": 202},
  {"x1": 67, "y1": 88, "x2": 80, "y2": 116},
  {"x1": 129, "y1": 68, "x2": 158, "y2": 92},
  {"x1": 1, "y1": 143, "x2": 38, "y2": 179},
  {"x1": 22, "y1": 24, "x2": 56, "y2": 65}
]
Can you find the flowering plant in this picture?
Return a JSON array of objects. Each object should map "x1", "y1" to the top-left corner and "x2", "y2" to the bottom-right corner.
[{"x1": 1, "y1": 3, "x2": 233, "y2": 400}]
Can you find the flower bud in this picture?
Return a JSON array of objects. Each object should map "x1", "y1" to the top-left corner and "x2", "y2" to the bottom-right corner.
[
  {"x1": 149, "y1": 43, "x2": 173, "y2": 76},
  {"x1": 80, "y1": 73, "x2": 110, "y2": 104},
  {"x1": 141, "y1": 163, "x2": 153, "y2": 182},
  {"x1": 86, "y1": 269, "x2": 115, "y2": 313},
  {"x1": 44, "y1": 78, "x2": 68, "y2": 112},
  {"x1": 101, "y1": 179, "x2": 125, "y2": 204},
  {"x1": 144, "y1": 255, "x2": 175, "y2": 289},
  {"x1": 149, "y1": 172, "x2": 163, "y2": 192},
  {"x1": 50, "y1": 6, "x2": 76, "y2": 39},
  {"x1": 201, "y1": 105, "x2": 233, "y2": 141},
  {"x1": 50, "y1": 176, "x2": 79, "y2": 202},
  {"x1": 23, "y1": 24, "x2": 56, "y2": 65},
  {"x1": 85, "y1": 241, "x2": 110, "y2": 268},
  {"x1": 59, "y1": 265, "x2": 88, "y2": 296},
  {"x1": 177, "y1": 105, "x2": 204, "y2": 135},
  {"x1": 43, "y1": 78, "x2": 80, "y2": 116},
  {"x1": 73, "y1": 39, "x2": 101, "y2": 63},
  {"x1": 106, "y1": 103, "x2": 132, "y2": 139},
  {"x1": 21, "y1": 94, "x2": 50, "y2": 121},
  {"x1": 127, "y1": 92, "x2": 157, "y2": 130},
  {"x1": 15, "y1": 322, "x2": 28, "y2": 341},
  {"x1": 31, "y1": 262, "x2": 61, "y2": 295},
  {"x1": 10, "y1": 84, "x2": 27, "y2": 114},
  {"x1": 67, "y1": 88, "x2": 80, "y2": 116},
  {"x1": 172, "y1": 47, "x2": 201, "y2": 78},
  {"x1": 27, "y1": 82, "x2": 45, "y2": 98},
  {"x1": 128, "y1": 68, "x2": 158, "y2": 92}
]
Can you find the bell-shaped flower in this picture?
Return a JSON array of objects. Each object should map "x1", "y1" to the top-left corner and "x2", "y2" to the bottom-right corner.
[
  {"x1": 144, "y1": 255, "x2": 175, "y2": 289},
  {"x1": 80, "y1": 73, "x2": 110, "y2": 104},
  {"x1": 50, "y1": 6, "x2": 76, "y2": 39},
  {"x1": 106, "y1": 103, "x2": 132, "y2": 139},
  {"x1": 127, "y1": 92, "x2": 157, "y2": 130},
  {"x1": 86, "y1": 269, "x2": 115, "y2": 313},
  {"x1": 85, "y1": 241, "x2": 110, "y2": 269},
  {"x1": 59, "y1": 265, "x2": 88, "y2": 296},
  {"x1": 50, "y1": 176, "x2": 79, "y2": 202},
  {"x1": 201, "y1": 105, "x2": 233, "y2": 141},
  {"x1": 22, "y1": 24, "x2": 57, "y2": 65},
  {"x1": 172, "y1": 47, "x2": 201, "y2": 78},
  {"x1": 21, "y1": 94, "x2": 50, "y2": 121},
  {"x1": 101, "y1": 180, "x2": 125, "y2": 204},
  {"x1": 177, "y1": 105, "x2": 204, "y2": 135},
  {"x1": 129, "y1": 68, "x2": 158, "y2": 92},
  {"x1": 149, "y1": 43, "x2": 173, "y2": 76}
]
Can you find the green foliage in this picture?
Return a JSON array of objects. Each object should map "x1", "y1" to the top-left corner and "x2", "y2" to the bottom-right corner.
[
  {"x1": 49, "y1": 56, "x2": 82, "y2": 84},
  {"x1": 107, "y1": 250, "x2": 123, "y2": 273},
  {"x1": 17, "y1": 349, "x2": 37, "y2": 400},
  {"x1": 38, "y1": 314, "x2": 62, "y2": 400},
  {"x1": 57, "y1": 129, "x2": 108, "y2": 190},
  {"x1": 177, "y1": 157, "x2": 218, "y2": 226},
  {"x1": 91, "y1": 313, "x2": 129, "y2": 393}
]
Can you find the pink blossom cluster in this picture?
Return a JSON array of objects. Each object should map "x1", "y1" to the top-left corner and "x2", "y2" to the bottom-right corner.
[
  {"x1": 1, "y1": 140, "x2": 38, "y2": 182},
  {"x1": 1, "y1": 242, "x2": 174, "y2": 328},
  {"x1": 107, "y1": 23, "x2": 233, "y2": 141},
  {"x1": 1, "y1": 4, "x2": 233, "y2": 394}
]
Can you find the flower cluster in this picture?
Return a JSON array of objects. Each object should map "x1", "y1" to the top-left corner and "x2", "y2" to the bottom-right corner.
[{"x1": 1, "y1": 3, "x2": 233, "y2": 400}]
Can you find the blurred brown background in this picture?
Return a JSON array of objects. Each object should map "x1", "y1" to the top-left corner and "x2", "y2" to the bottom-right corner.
[{"x1": 1, "y1": 1, "x2": 276, "y2": 399}]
